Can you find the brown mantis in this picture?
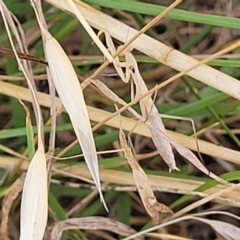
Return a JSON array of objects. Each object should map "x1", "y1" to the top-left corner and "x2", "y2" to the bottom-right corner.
[{"x1": 90, "y1": 31, "x2": 229, "y2": 186}]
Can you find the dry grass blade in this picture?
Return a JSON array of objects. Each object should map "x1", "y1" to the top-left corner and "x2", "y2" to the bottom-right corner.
[
  {"x1": 0, "y1": 157, "x2": 239, "y2": 207},
  {"x1": 65, "y1": 165, "x2": 240, "y2": 207},
  {"x1": 50, "y1": 217, "x2": 143, "y2": 240},
  {"x1": 44, "y1": 32, "x2": 106, "y2": 208},
  {"x1": 30, "y1": 2, "x2": 107, "y2": 209},
  {"x1": 65, "y1": 0, "x2": 114, "y2": 63},
  {"x1": 1, "y1": 80, "x2": 240, "y2": 166},
  {"x1": 191, "y1": 217, "x2": 240, "y2": 240},
  {"x1": 119, "y1": 128, "x2": 172, "y2": 225},
  {"x1": 146, "y1": 233, "x2": 192, "y2": 240},
  {"x1": 169, "y1": 184, "x2": 240, "y2": 220},
  {"x1": 67, "y1": 189, "x2": 98, "y2": 217},
  {"x1": 123, "y1": 211, "x2": 240, "y2": 240}
]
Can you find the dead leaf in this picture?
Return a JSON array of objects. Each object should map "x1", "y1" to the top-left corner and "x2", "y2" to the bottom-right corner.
[
  {"x1": 192, "y1": 217, "x2": 240, "y2": 240},
  {"x1": 172, "y1": 142, "x2": 229, "y2": 186},
  {"x1": 119, "y1": 128, "x2": 173, "y2": 225},
  {"x1": 50, "y1": 217, "x2": 143, "y2": 240}
]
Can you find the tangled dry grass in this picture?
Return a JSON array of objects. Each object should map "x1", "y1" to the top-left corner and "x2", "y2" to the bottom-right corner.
[{"x1": 1, "y1": 0, "x2": 240, "y2": 239}]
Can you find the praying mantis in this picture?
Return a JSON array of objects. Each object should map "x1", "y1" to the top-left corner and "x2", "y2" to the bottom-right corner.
[{"x1": 88, "y1": 31, "x2": 230, "y2": 186}]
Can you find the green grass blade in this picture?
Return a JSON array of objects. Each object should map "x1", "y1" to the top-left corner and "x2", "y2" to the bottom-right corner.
[{"x1": 84, "y1": 0, "x2": 240, "y2": 29}]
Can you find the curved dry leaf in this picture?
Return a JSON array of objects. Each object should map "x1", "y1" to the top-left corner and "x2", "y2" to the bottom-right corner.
[
  {"x1": 172, "y1": 141, "x2": 229, "y2": 185},
  {"x1": 50, "y1": 217, "x2": 143, "y2": 240},
  {"x1": 38, "y1": 26, "x2": 106, "y2": 209},
  {"x1": 20, "y1": 145, "x2": 48, "y2": 240},
  {"x1": 192, "y1": 217, "x2": 240, "y2": 240}
]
